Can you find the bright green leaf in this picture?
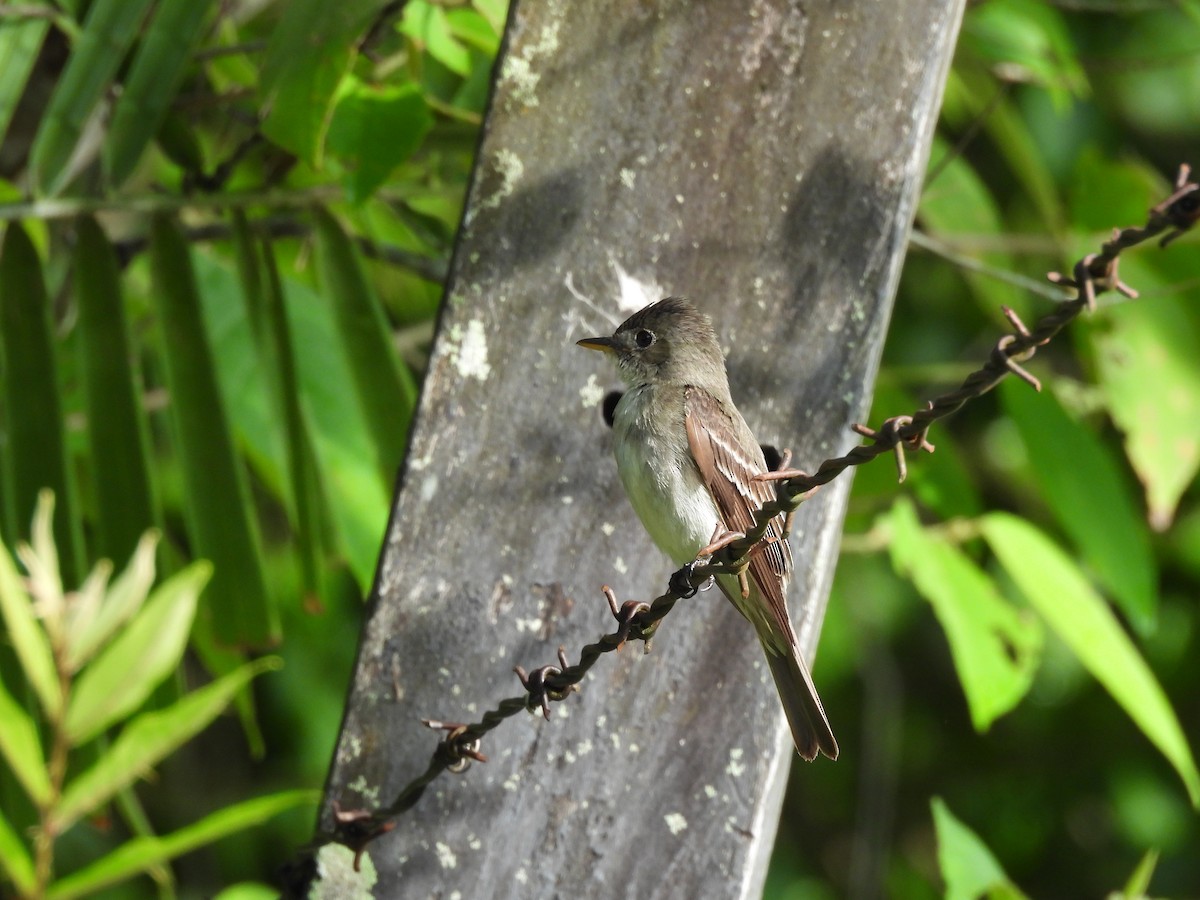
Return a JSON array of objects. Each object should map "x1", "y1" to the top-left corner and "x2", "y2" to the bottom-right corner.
[
  {"x1": 1085, "y1": 286, "x2": 1200, "y2": 531},
  {"x1": 327, "y1": 78, "x2": 434, "y2": 204},
  {"x1": 191, "y1": 252, "x2": 389, "y2": 591},
  {"x1": 54, "y1": 658, "x2": 282, "y2": 832},
  {"x1": 0, "y1": 805, "x2": 35, "y2": 896},
  {"x1": 932, "y1": 797, "x2": 1027, "y2": 900},
  {"x1": 64, "y1": 562, "x2": 210, "y2": 744},
  {"x1": 472, "y1": 0, "x2": 508, "y2": 34},
  {"x1": 445, "y1": 7, "x2": 501, "y2": 56},
  {"x1": 213, "y1": 883, "x2": 284, "y2": 900},
  {"x1": 49, "y1": 786, "x2": 313, "y2": 900},
  {"x1": 1121, "y1": 850, "x2": 1159, "y2": 899},
  {"x1": 0, "y1": 531, "x2": 61, "y2": 718},
  {"x1": 981, "y1": 513, "x2": 1200, "y2": 805},
  {"x1": 258, "y1": 0, "x2": 386, "y2": 164},
  {"x1": 887, "y1": 499, "x2": 1041, "y2": 730},
  {"x1": 0, "y1": 674, "x2": 50, "y2": 804},
  {"x1": 402, "y1": 1, "x2": 473, "y2": 76},
  {"x1": 1001, "y1": 379, "x2": 1157, "y2": 633}
]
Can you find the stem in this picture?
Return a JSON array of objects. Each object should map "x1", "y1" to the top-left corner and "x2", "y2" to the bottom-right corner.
[{"x1": 32, "y1": 640, "x2": 73, "y2": 895}]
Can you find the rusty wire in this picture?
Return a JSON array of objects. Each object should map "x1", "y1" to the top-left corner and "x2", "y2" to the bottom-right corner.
[{"x1": 322, "y1": 163, "x2": 1199, "y2": 864}]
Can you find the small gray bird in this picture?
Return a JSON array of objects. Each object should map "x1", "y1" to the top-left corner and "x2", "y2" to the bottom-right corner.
[{"x1": 578, "y1": 297, "x2": 837, "y2": 761}]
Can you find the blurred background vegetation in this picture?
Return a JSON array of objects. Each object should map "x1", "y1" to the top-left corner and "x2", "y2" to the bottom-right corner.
[{"x1": 0, "y1": 0, "x2": 1196, "y2": 897}]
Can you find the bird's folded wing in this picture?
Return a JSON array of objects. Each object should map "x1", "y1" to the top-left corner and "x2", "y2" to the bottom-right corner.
[{"x1": 683, "y1": 386, "x2": 796, "y2": 650}]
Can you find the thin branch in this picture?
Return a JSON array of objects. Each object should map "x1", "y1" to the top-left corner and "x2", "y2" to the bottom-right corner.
[{"x1": 0, "y1": 184, "x2": 426, "y2": 223}]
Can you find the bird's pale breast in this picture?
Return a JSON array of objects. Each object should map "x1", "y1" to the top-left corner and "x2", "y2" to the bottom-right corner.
[{"x1": 612, "y1": 384, "x2": 720, "y2": 565}]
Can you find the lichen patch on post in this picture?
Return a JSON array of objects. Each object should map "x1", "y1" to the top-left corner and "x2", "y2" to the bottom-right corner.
[
  {"x1": 478, "y1": 148, "x2": 524, "y2": 211},
  {"x1": 580, "y1": 373, "x2": 605, "y2": 408},
  {"x1": 446, "y1": 319, "x2": 492, "y2": 381},
  {"x1": 435, "y1": 842, "x2": 457, "y2": 869},
  {"x1": 499, "y1": 17, "x2": 562, "y2": 108},
  {"x1": 664, "y1": 812, "x2": 689, "y2": 835}
]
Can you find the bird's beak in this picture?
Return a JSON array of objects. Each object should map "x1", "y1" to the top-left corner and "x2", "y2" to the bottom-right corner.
[{"x1": 576, "y1": 336, "x2": 618, "y2": 354}]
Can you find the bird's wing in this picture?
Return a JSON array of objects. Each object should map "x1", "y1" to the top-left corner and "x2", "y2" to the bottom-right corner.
[{"x1": 683, "y1": 386, "x2": 796, "y2": 650}]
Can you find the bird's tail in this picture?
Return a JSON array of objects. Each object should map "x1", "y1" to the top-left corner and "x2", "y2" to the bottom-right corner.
[{"x1": 764, "y1": 642, "x2": 839, "y2": 762}]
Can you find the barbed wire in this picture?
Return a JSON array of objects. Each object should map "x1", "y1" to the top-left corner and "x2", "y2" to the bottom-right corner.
[{"x1": 319, "y1": 163, "x2": 1199, "y2": 866}]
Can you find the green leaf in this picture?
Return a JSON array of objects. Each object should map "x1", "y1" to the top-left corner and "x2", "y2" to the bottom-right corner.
[
  {"x1": 0, "y1": 7, "x2": 50, "y2": 148},
  {"x1": 1085, "y1": 284, "x2": 1200, "y2": 531},
  {"x1": 446, "y1": 7, "x2": 502, "y2": 56},
  {"x1": 312, "y1": 206, "x2": 418, "y2": 483},
  {"x1": 932, "y1": 797, "x2": 1026, "y2": 900},
  {"x1": 75, "y1": 216, "x2": 159, "y2": 564},
  {"x1": 963, "y1": 0, "x2": 1087, "y2": 107},
  {"x1": 0, "y1": 672, "x2": 50, "y2": 804},
  {"x1": 1000, "y1": 379, "x2": 1157, "y2": 633},
  {"x1": 0, "y1": 805, "x2": 35, "y2": 896},
  {"x1": 981, "y1": 513, "x2": 1200, "y2": 805},
  {"x1": 54, "y1": 658, "x2": 282, "y2": 833},
  {"x1": 942, "y1": 68, "x2": 1065, "y2": 236},
  {"x1": 257, "y1": 234, "x2": 323, "y2": 596},
  {"x1": 258, "y1": 0, "x2": 387, "y2": 164},
  {"x1": 887, "y1": 499, "x2": 1041, "y2": 730},
  {"x1": 104, "y1": 0, "x2": 217, "y2": 187},
  {"x1": 190, "y1": 252, "x2": 389, "y2": 591},
  {"x1": 49, "y1": 785, "x2": 313, "y2": 900},
  {"x1": 327, "y1": 78, "x2": 434, "y2": 204},
  {"x1": 1120, "y1": 850, "x2": 1159, "y2": 899},
  {"x1": 149, "y1": 215, "x2": 276, "y2": 647},
  {"x1": 919, "y1": 135, "x2": 1022, "y2": 318},
  {"x1": 27, "y1": 0, "x2": 155, "y2": 195},
  {"x1": 213, "y1": 884, "x2": 284, "y2": 900},
  {"x1": 66, "y1": 530, "x2": 156, "y2": 672},
  {"x1": 0, "y1": 223, "x2": 85, "y2": 585},
  {"x1": 0, "y1": 528, "x2": 61, "y2": 718},
  {"x1": 64, "y1": 561, "x2": 210, "y2": 744},
  {"x1": 402, "y1": 1, "x2": 472, "y2": 76},
  {"x1": 472, "y1": 0, "x2": 508, "y2": 34}
]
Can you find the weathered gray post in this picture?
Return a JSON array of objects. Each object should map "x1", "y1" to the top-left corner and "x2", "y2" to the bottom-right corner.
[{"x1": 311, "y1": 1, "x2": 964, "y2": 896}]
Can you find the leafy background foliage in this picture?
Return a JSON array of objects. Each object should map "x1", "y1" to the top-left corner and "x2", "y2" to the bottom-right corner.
[{"x1": 0, "y1": 0, "x2": 1196, "y2": 896}]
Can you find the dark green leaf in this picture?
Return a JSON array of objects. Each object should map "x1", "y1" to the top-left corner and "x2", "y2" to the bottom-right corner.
[
  {"x1": 311, "y1": 206, "x2": 417, "y2": 482},
  {"x1": 0, "y1": 224, "x2": 84, "y2": 584},
  {"x1": 74, "y1": 216, "x2": 158, "y2": 564},
  {"x1": 27, "y1": 0, "x2": 155, "y2": 195},
  {"x1": 327, "y1": 79, "x2": 434, "y2": 204},
  {"x1": 148, "y1": 215, "x2": 276, "y2": 647},
  {"x1": 0, "y1": 7, "x2": 49, "y2": 148},
  {"x1": 104, "y1": 0, "x2": 218, "y2": 187},
  {"x1": 1000, "y1": 379, "x2": 1157, "y2": 633}
]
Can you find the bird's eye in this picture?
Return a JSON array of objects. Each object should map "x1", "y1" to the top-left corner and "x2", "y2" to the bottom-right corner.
[{"x1": 634, "y1": 329, "x2": 655, "y2": 349}]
